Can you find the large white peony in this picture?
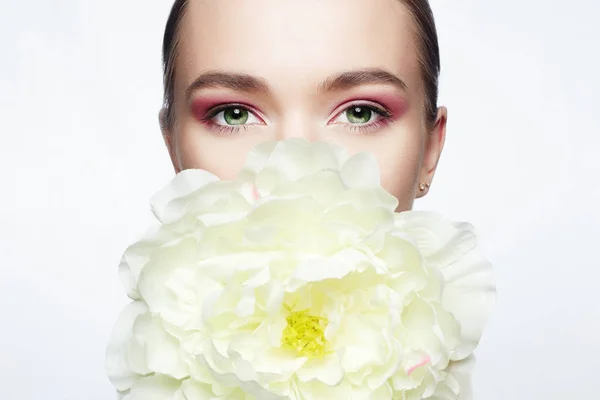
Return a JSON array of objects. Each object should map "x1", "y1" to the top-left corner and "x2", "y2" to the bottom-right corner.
[{"x1": 106, "y1": 139, "x2": 495, "y2": 399}]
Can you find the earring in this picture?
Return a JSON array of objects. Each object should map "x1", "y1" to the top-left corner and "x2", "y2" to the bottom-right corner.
[{"x1": 419, "y1": 182, "x2": 430, "y2": 191}]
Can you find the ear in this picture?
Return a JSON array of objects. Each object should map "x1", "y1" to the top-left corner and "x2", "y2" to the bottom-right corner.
[
  {"x1": 159, "y1": 108, "x2": 181, "y2": 174},
  {"x1": 416, "y1": 106, "x2": 447, "y2": 198}
]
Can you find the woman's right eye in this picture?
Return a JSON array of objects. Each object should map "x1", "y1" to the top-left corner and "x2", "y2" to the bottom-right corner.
[{"x1": 208, "y1": 105, "x2": 263, "y2": 127}]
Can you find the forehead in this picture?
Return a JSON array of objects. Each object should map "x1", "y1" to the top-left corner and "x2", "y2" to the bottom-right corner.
[{"x1": 177, "y1": 0, "x2": 420, "y2": 94}]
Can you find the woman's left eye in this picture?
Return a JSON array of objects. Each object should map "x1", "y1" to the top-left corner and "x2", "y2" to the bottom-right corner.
[{"x1": 330, "y1": 104, "x2": 392, "y2": 129}]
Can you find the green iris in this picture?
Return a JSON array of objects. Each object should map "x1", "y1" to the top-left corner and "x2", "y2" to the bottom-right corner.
[
  {"x1": 346, "y1": 106, "x2": 372, "y2": 124},
  {"x1": 223, "y1": 107, "x2": 249, "y2": 125}
]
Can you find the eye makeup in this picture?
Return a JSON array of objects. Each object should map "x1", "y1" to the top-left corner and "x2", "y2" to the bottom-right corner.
[
  {"x1": 328, "y1": 102, "x2": 393, "y2": 135},
  {"x1": 189, "y1": 92, "x2": 408, "y2": 136},
  {"x1": 190, "y1": 97, "x2": 266, "y2": 135},
  {"x1": 328, "y1": 93, "x2": 409, "y2": 120}
]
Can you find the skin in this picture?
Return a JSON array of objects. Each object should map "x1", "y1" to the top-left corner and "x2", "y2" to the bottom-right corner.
[{"x1": 161, "y1": 0, "x2": 447, "y2": 211}]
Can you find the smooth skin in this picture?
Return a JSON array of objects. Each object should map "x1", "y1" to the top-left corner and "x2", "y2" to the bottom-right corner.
[{"x1": 161, "y1": 0, "x2": 447, "y2": 211}]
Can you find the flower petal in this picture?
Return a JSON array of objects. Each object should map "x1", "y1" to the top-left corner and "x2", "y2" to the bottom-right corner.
[
  {"x1": 296, "y1": 353, "x2": 344, "y2": 386},
  {"x1": 119, "y1": 224, "x2": 178, "y2": 300},
  {"x1": 150, "y1": 169, "x2": 220, "y2": 224},
  {"x1": 444, "y1": 356, "x2": 476, "y2": 400},
  {"x1": 339, "y1": 151, "x2": 381, "y2": 190},
  {"x1": 289, "y1": 249, "x2": 369, "y2": 287},
  {"x1": 442, "y1": 249, "x2": 496, "y2": 360},
  {"x1": 129, "y1": 313, "x2": 189, "y2": 380},
  {"x1": 106, "y1": 301, "x2": 149, "y2": 391},
  {"x1": 395, "y1": 211, "x2": 496, "y2": 360},
  {"x1": 123, "y1": 375, "x2": 186, "y2": 400}
]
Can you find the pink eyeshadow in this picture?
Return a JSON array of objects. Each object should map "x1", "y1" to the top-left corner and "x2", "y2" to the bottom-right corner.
[
  {"x1": 190, "y1": 97, "x2": 242, "y2": 117},
  {"x1": 339, "y1": 93, "x2": 409, "y2": 118}
]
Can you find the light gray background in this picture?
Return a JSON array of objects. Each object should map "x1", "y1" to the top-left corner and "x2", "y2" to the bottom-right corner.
[{"x1": 1, "y1": 1, "x2": 598, "y2": 399}]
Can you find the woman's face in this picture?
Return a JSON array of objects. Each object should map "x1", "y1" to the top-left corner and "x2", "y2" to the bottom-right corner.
[{"x1": 162, "y1": 0, "x2": 446, "y2": 211}]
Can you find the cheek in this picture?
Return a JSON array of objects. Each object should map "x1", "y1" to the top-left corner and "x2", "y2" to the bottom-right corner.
[
  {"x1": 322, "y1": 134, "x2": 423, "y2": 211},
  {"x1": 380, "y1": 156, "x2": 420, "y2": 211},
  {"x1": 174, "y1": 125, "x2": 265, "y2": 180},
  {"x1": 375, "y1": 137, "x2": 423, "y2": 211}
]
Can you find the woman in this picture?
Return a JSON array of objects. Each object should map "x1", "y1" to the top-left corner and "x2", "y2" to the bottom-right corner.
[
  {"x1": 106, "y1": 3, "x2": 479, "y2": 398},
  {"x1": 159, "y1": 0, "x2": 447, "y2": 213}
]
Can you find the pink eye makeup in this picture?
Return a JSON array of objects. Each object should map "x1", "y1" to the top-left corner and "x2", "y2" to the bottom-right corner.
[
  {"x1": 190, "y1": 97, "x2": 266, "y2": 135},
  {"x1": 327, "y1": 93, "x2": 408, "y2": 134},
  {"x1": 189, "y1": 93, "x2": 408, "y2": 136}
]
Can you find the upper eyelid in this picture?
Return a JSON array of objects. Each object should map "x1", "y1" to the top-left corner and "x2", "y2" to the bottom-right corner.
[
  {"x1": 205, "y1": 102, "x2": 260, "y2": 116},
  {"x1": 330, "y1": 105, "x2": 390, "y2": 126},
  {"x1": 203, "y1": 103, "x2": 268, "y2": 124},
  {"x1": 205, "y1": 101, "x2": 389, "y2": 116},
  {"x1": 331, "y1": 100, "x2": 390, "y2": 116}
]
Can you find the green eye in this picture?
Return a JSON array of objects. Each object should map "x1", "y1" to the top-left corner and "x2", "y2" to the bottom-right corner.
[
  {"x1": 346, "y1": 106, "x2": 373, "y2": 124},
  {"x1": 223, "y1": 107, "x2": 249, "y2": 125}
]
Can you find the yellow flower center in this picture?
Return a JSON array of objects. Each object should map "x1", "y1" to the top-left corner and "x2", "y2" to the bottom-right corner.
[{"x1": 281, "y1": 308, "x2": 329, "y2": 357}]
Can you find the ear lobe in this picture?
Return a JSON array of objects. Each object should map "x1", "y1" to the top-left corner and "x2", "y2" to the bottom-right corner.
[{"x1": 416, "y1": 107, "x2": 448, "y2": 199}]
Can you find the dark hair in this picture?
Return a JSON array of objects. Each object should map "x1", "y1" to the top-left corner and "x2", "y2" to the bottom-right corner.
[{"x1": 161, "y1": 0, "x2": 440, "y2": 130}]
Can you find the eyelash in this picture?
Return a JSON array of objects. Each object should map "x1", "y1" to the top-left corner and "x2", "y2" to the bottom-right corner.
[
  {"x1": 344, "y1": 104, "x2": 394, "y2": 134},
  {"x1": 200, "y1": 103, "x2": 394, "y2": 135},
  {"x1": 200, "y1": 104, "x2": 254, "y2": 135}
]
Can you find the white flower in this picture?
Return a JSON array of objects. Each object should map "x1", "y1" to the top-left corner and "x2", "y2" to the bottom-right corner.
[{"x1": 106, "y1": 138, "x2": 495, "y2": 399}]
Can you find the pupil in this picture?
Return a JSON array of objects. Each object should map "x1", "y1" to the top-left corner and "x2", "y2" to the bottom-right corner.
[
  {"x1": 347, "y1": 107, "x2": 371, "y2": 124},
  {"x1": 224, "y1": 108, "x2": 248, "y2": 125}
]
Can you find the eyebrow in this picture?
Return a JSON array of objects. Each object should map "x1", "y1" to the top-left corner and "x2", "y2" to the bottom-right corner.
[{"x1": 185, "y1": 68, "x2": 408, "y2": 99}]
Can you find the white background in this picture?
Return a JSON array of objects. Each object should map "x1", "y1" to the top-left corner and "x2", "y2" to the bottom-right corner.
[{"x1": 1, "y1": 0, "x2": 598, "y2": 399}]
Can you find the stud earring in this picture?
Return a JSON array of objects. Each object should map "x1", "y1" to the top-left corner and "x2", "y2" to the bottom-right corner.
[{"x1": 419, "y1": 182, "x2": 430, "y2": 191}]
